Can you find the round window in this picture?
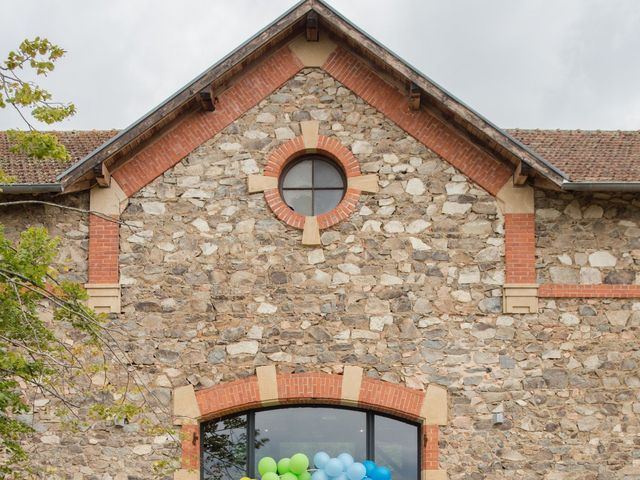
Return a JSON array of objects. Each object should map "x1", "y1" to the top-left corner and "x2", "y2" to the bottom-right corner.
[{"x1": 279, "y1": 155, "x2": 346, "y2": 216}]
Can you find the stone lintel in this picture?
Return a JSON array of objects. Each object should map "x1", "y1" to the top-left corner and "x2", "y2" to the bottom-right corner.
[
  {"x1": 256, "y1": 365, "x2": 279, "y2": 404},
  {"x1": 248, "y1": 174, "x2": 278, "y2": 193},
  {"x1": 348, "y1": 174, "x2": 379, "y2": 193},
  {"x1": 341, "y1": 365, "x2": 363, "y2": 405},
  {"x1": 84, "y1": 283, "x2": 121, "y2": 314},
  {"x1": 420, "y1": 384, "x2": 447, "y2": 425},
  {"x1": 173, "y1": 385, "x2": 201, "y2": 425},
  {"x1": 302, "y1": 216, "x2": 321, "y2": 245},
  {"x1": 421, "y1": 470, "x2": 447, "y2": 480},
  {"x1": 89, "y1": 178, "x2": 128, "y2": 216},
  {"x1": 288, "y1": 33, "x2": 337, "y2": 67},
  {"x1": 496, "y1": 180, "x2": 534, "y2": 214},
  {"x1": 503, "y1": 283, "x2": 539, "y2": 314},
  {"x1": 174, "y1": 469, "x2": 199, "y2": 480},
  {"x1": 301, "y1": 121, "x2": 319, "y2": 149}
]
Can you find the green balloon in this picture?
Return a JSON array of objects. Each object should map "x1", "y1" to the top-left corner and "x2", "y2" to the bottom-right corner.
[
  {"x1": 259, "y1": 457, "x2": 278, "y2": 476},
  {"x1": 289, "y1": 453, "x2": 309, "y2": 475},
  {"x1": 263, "y1": 472, "x2": 279, "y2": 480},
  {"x1": 278, "y1": 458, "x2": 291, "y2": 474},
  {"x1": 298, "y1": 471, "x2": 312, "y2": 480},
  {"x1": 281, "y1": 473, "x2": 298, "y2": 480}
]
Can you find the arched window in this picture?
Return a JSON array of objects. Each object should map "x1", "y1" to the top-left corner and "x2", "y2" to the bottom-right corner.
[{"x1": 201, "y1": 406, "x2": 419, "y2": 480}]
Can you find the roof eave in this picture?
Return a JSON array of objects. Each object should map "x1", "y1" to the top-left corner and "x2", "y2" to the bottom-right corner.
[{"x1": 562, "y1": 181, "x2": 640, "y2": 192}]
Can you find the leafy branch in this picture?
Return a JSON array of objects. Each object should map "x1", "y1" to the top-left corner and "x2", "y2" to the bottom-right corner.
[{"x1": 0, "y1": 37, "x2": 75, "y2": 164}]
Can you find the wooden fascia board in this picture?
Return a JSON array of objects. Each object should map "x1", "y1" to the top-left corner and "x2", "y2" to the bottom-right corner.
[{"x1": 57, "y1": 0, "x2": 314, "y2": 189}]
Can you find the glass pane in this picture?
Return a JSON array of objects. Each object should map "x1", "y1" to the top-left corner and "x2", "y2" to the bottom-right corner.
[
  {"x1": 314, "y1": 189, "x2": 344, "y2": 215},
  {"x1": 202, "y1": 415, "x2": 249, "y2": 480},
  {"x1": 282, "y1": 160, "x2": 313, "y2": 188},
  {"x1": 254, "y1": 408, "x2": 366, "y2": 472},
  {"x1": 314, "y1": 160, "x2": 344, "y2": 188},
  {"x1": 374, "y1": 415, "x2": 418, "y2": 480},
  {"x1": 283, "y1": 190, "x2": 313, "y2": 216}
]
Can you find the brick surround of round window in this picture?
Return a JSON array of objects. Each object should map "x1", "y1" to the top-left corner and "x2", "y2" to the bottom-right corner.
[{"x1": 263, "y1": 135, "x2": 363, "y2": 230}]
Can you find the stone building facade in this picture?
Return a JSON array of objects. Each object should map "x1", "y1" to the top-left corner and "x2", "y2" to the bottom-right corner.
[{"x1": 0, "y1": 1, "x2": 638, "y2": 479}]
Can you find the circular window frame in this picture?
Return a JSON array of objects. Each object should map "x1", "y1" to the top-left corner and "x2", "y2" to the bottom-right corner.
[
  {"x1": 263, "y1": 135, "x2": 363, "y2": 230},
  {"x1": 278, "y1": 154, "x2": 348, "y2": 217}
]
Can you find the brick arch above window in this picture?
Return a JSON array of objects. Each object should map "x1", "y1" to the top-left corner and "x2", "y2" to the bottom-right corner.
[{"x1": 173, "y1": 366, "x2": 448, "y2": 480}]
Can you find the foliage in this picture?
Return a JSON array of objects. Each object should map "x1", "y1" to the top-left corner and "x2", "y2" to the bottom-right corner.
[{"x1": 0, "y1": 37, "x2": 75, "y2": 164}]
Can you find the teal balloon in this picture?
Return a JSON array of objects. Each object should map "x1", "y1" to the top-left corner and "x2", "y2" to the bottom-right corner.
[
  {"x1": 263, "y1": 473, "x2": 279, "y2": 480},
  {"x1": 290, "y1": 453, "x2": 310, "y2": 475},
  {"x1": 371, "y1": 467, "x2": 390, "y2": 480},
  {"x1": 259, "y1": 457, "x2": 278, "y2": 476},
  {"x1": 278, "y1": 458, "x2": 291, "y2": 474},
  {"x1": 362, "y1": 461, "x2": 376, "y2": 477}
]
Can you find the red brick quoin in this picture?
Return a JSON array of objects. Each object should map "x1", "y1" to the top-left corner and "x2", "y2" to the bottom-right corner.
[
  {"x1": 263, "y1": 135, "x2": 362, "y2": 230},
  {"x1": 181, "y1": 371, "x2": 442, "y2": 474}
]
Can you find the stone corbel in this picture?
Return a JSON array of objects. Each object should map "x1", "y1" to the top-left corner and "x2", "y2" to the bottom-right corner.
[
  {"x1": 86, "y1": 179, "x2": 128, "y2": 314},
  {"x1": 503, "y1": 284, "x2": 539, "y2": 314}
]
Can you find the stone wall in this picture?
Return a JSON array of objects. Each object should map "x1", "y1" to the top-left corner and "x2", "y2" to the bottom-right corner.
[
  {"x1": 536, "y1": 189, "x2": 640, "y2": 284},
  {"x1": 2, "y1": 68, "x2": 638, "y2": 479},
  {"x1": 0, "y1": 193, "x2": 89, "y2": 283}
]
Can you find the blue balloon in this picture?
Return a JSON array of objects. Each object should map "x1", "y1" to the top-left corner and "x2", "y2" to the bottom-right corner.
[
  {"x1": 337, "y1": 453, "x2": 354, "y2": 469},
  {"x1": 325, "y1": 459, "x2": 344, "y2": 477},
  {"x1": 314, "y1": 452, "x2": 331, "y2": 469},
  {"x1": 347, "y1": 462, "x2": 367, "y2": 480},
  {"x1": 334, "y1": 474, "x2": 348, "y2": 480},
  {"x1": 362, "y1": 461, "x2": 376, "y2": 477},
  {"x1": 371, "y1": 467, "x2": 391, "y2": 480},
  {"x1": 312, "y1": 471, "x2": 329, "y2": 480}
]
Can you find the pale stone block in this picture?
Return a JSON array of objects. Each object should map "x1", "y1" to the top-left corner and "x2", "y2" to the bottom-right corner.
[
  {"x1": 496, "y1": 180, "x2": 534, "y2": 214},
  {"x1": 341, "y1": 365, "x2": 363, "y2": 404},
  {"x1": 173, "y1": 385, "x2": 201, "y2": 425},
  {"x1": 85, "y1": 283, "x2": 121, "y2": 314},
  {"x1": 420, "y1": 384, "x2": 447, "y2": 425},
  {"x1": 256, "y1": 365, "x2": 279, "y2": 403},
  {"x1": 174, "y1": 469, "x2": 199, "y2": 480},
  {"x1": 421, "y1": 470, "x2": 447, "y2": 480},
  {"x1": 248, "y1": 175, "x2": 278, "y2": 193},
  {"x1": 89, "y1": 179, "x2": 128, "y2": 216},
  {"x1": 503, "y1": 284, "x2": 538, "y2": 314},
  {"x1": 302, "y1": 216, "x2": 321, "y2": 245},
  {"x1": 348, "y1": 174, "x2": 379, "y2": 192},
  {"x1": 301, "y1": 121, "x2": 319, "y2": 149},
  {"x1": 288, "y1": 34, "x2": 337, "y2": 67}
]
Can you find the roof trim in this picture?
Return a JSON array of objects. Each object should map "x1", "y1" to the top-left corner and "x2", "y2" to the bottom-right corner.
[{"x1": 56, "y1": 0, "x2": 571, "y2": 190}]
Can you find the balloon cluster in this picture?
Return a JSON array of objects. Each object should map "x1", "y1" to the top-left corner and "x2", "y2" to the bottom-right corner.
[
  {"x1": 251, "y1": 452, "x2": 391, "y2": 480},
  {"x1": 257, "y1": 453, "x2": 311, "y2": 480},
  {"x1": 311, "y1": 453, "x2": 390, "y2": 480}
]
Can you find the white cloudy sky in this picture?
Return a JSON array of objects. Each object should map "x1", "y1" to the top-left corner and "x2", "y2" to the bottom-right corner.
[{"x1": 1, "y1": 0, "x2": 639, "y2": 131}]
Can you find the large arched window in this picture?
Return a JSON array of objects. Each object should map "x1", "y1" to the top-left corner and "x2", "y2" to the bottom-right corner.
[{"x1": 201, "y1": 406, "x2": 419, "y2": 480}]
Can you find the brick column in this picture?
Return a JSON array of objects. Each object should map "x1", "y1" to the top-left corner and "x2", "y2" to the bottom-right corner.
[
  {"x1": 504, "y1": 213, "x2": 536, "y2": 283},
  {"x1": 88, "y1": 215, "x2": 119, "y2": 283}
]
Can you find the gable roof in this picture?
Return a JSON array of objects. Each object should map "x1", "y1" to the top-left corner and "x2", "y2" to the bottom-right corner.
[
  {"x1": 0, "y1": 0, "x2": 638, "y2": 193},
  {"x1": 51, "y1": 0, "x2": 566, "y2": 190}
]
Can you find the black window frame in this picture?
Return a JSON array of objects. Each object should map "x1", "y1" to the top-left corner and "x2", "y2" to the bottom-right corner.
[
  {"x1": 200, "y1": 405, "x2": 421, "y2": 480},
  {"x1": 278, "y1": 155, "x2": 347, "y2": 216}
]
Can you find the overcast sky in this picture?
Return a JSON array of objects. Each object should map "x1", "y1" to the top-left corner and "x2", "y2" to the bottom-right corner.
[{"x1": 1, "y1": 0, "x2": 639, "y2": 132}]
